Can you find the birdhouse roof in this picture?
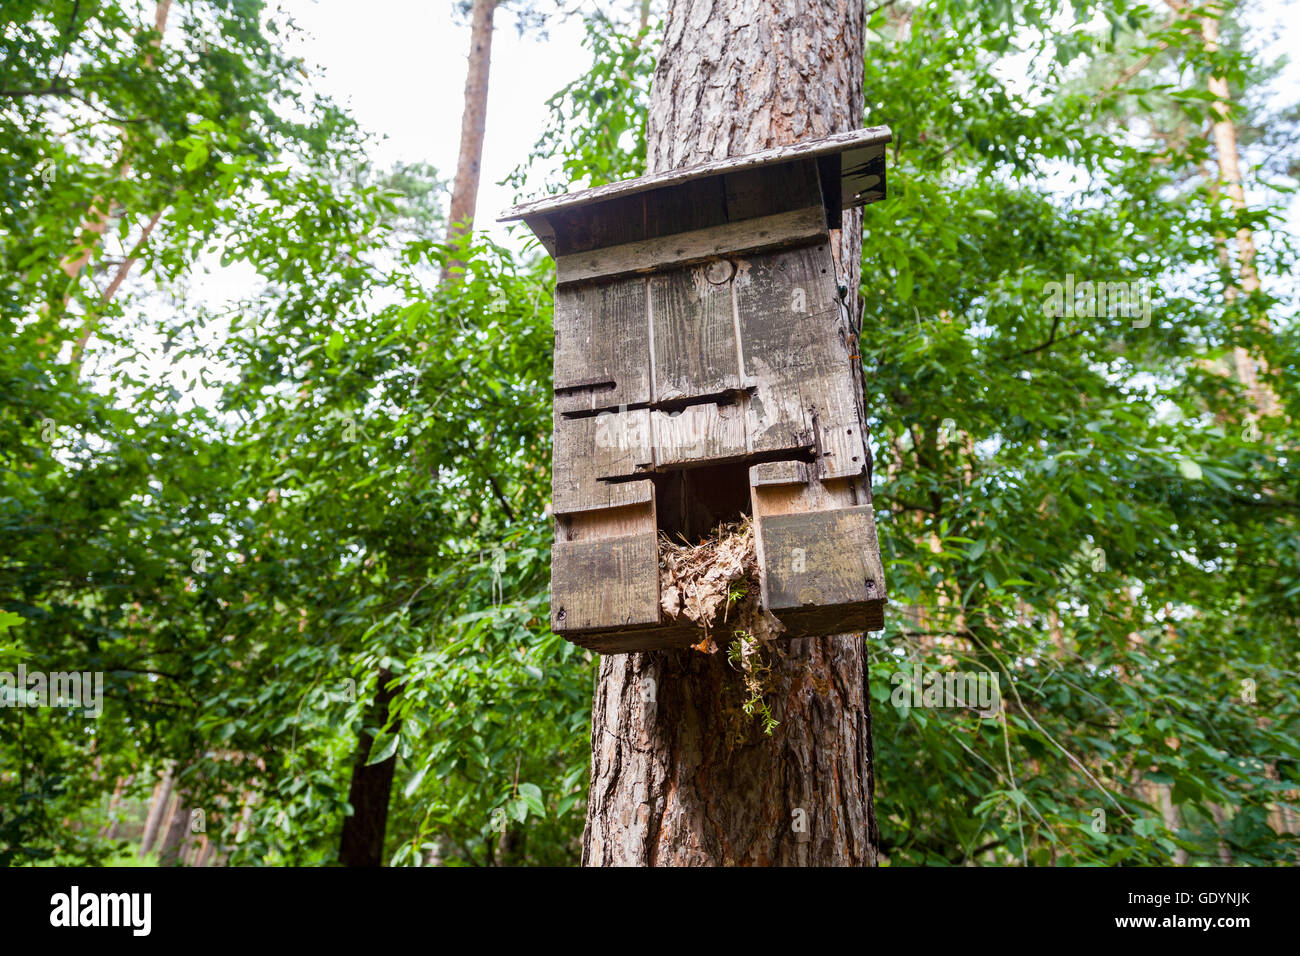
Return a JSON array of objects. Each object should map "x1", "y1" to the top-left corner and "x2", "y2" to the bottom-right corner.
[{"x1": 499, "y1": 126, "x2": 891, "y2": 255}]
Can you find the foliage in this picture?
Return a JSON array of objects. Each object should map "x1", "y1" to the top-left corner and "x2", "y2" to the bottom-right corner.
[{"x1": 2, "y1": 0, "x2": 1297, "y2": 868}]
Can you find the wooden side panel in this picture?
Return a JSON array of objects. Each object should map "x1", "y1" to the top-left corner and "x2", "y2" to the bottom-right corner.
[
  {"x1": 651, "y1": 402, "x2": 747, "y2": 468},
  {"x1": 551, "y1": 531, "x2": 661, "y2": 632},
  {"x1": 756, "y1": 506, "x2": 885, "y2": 632},
  {"x1": 734, "y1": 242, "x2": 867, "y2": 478},
  {"x1": 553, "y1": 279, "x2": 650, "y2": 414},
  {"x1": 552, "y1": 411, "x2": 652, "y2": 514},
  {"x1": 650, "y1": 266, "x2": 740, "y2": 402}
]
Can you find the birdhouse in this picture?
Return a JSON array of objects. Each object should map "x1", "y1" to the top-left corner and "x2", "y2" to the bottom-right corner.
[{"x1": 500, "y1": 127, "x2": 892, "y2": 653}]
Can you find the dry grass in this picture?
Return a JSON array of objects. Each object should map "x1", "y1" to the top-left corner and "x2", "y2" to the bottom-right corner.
[{"x1": 658, "y1": 517, "x2": 785, "y2": 733}]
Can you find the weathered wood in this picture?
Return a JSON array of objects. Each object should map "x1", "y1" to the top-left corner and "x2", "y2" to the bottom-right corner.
[
  {"x1": 567, "y1": 619, "x2": 742, "y2": 654},
  {"x1": 551, "y1": 531, "x2": 661, "y2": 632},
  {"x1": 553, "y1": 193, "x2": 646, "y2": 256},
  {"x1": 756, "y1": 505, "x2": 885, "y2": 629},
  {"x1": 650, "y1": 402, "x2": 747, "y2": 467},
  {"x1": 749, "y1": 458, "x2": 810, "y2": 487},
  {"x1": 650, "y1": 265, "x2": 741, "y2": 402},
  {"x1": 724, "y1": 158, "x2": 821, "y2": 222},
  {"x1": 557, "y1": 502, "x2": 656, "y2": 542},
  {"x1": 556, "y1": 206, "x2": 826, "y2": 285},
  {"x1": 552, "y1": 411, "x2": 653, "y2": 514},
  {"x1": 553, "y1": 278, "x2": 650, "y2": 414},
  {"x1": 645, "y1": 176, "x2": 727, "y2": 239},
  {"x1": 733, "y1": 242, "x2": 867, "y2": 479},
  {"x1": 521, "y1": 214, "x2": 556, "y2": 256},
  {"x1": 499, "y1": 126, "x2": 891, "y2": 223},
  {"x1": 733, "y1": 243, "x2": 841, "y2": 365},
  {"x1": 836, "y1": 144, "x2": 887, "y2": 208}
]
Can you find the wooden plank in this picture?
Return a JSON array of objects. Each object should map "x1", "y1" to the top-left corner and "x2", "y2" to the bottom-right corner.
[
  {"x1": 557, "y1": 502, "x2": 655, "y2": 542},
  {"x1": 650, "y1": 265, "x2": 741, "y2": 402},
  {"x1": 809, "y1": 367, "x2": 868, "y2": 481},
  {"x1": 749, "y1": 459, "x2": 809, "y2": 488},
  {"x1": 552, "y1": 411, "x2": 652, "y2": 515},
  {"x1": 552, "y1": 193, "x2": 646, "y2": 256},
  {"x1": 749, "y1": 473, "x2": 861, "y2": 519},
  {"x1": 732, "y1": 242, "x2": 841, "y2": 370},
  {"x1": 756, "y1": 506, "x2": 885, "y2": 624},
  {"x1": 651, "y1": 402, "x2": 747, "y2": 468},
  {"x1": 521, "y1": 214, "x2": 556, "y2": 257},
  {"x1": 551, "y1": 531, "x2": 660, "y2": 632},
  {"x1": 553, "y1": 278, "x2": 650, "y2": 414},
  {"x1": 500, "y1": 126, "x2": 892, "y2": 222},
  {"x1": 732, "y1": 242, "x2": 868, "y2": 478},
  {"x1": 723, "y1": 158, "x2": 821, "y2": 222},
  {"x1": 555, "y1": 207, "x2": 827, "y2": 285},
  {"x1": 839, "y1": 144, "x2": 887, "y2": 207},
  {"x1": 645, "y1": 176, "x2": 727, "y2": 239}
]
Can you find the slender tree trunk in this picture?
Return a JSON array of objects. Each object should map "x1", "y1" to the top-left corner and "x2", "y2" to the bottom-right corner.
[
  {"x1": 339, "y1": 668, "x2": 401, "y2": 866},
  {"x1": 1183, "y1": 1, "x2": 1281, "y2": 416},
  {"x1": 156, "y1": 795, "x2": 189, "y2": 866},
  {"x1": 101, "y1": 774, "x2": 130, "y2": 840},
  {"x1": 441, "y1": 0, "x2": 498, "y2": 279},
  {"x1": 138, "y1": 761, "x2": 175, "y2": 856},
  {"x1": 583, "y1": 0, "x2": 878, "y2": 867},
  {"x1": 60, "y1": 1, "x2": 172, "y2": 372}
]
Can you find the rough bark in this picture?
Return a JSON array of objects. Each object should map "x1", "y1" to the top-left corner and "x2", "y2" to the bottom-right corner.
[
  {"x1": 583, "y1": 0, "x2": 878, "y2": 867},
  {"x1": 441, "y1": 0, "x2": 497, "y2": 279},
  {"x1": 339, "y1": 668, "x2": 401, "y2": 867}
]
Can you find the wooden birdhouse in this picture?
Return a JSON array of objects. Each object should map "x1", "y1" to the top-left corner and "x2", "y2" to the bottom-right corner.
[{"x1": 500, "y1": 127, "x2": 892, "y2": 654}]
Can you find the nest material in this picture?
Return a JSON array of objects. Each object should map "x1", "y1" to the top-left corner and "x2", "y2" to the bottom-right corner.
[{"x1": 658, "y1": 516, "x2": 784, "y2": 654}]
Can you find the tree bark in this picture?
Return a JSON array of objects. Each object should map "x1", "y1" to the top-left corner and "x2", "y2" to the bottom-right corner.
[
  {"x1": 441, "y1": 0, "x2": 498, "y2": 279},
  {"x1": 138, "y1": 760, "x2": 175, "y2": 856},
  {"x1": 583, "y1": 0, "x2": 879, "y2": 867},
  {"x1": 339, "y1": 668, "x2": 401, "y2": 867},
  {"x1": 1180, "y1": 1, "x2": 1281, "y2": 417},
  {"x1": 156, "y1": 795, "x2": 189, "y2": 866},
  {"x1": 101, "y1": 774, "x2": 131, "y2": 840}
]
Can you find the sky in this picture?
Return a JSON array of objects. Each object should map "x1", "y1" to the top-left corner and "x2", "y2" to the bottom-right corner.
[{"x1": 278, "y1": 0, "x2": 594, "y2": 250}]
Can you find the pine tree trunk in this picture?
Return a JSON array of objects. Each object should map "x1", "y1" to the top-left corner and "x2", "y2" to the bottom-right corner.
[
  {"x1": 582, "y1": 0, "x2": 879, "y2": 867},
  {"x1": 138, "y1": 761, "x2": 175, "y2": 857},
  {"x1": 441, "y1": 0, "x2": 497, "y2": 279},
  {"x1": 1190, "y1": 2, "x2": 1280, "y2": 417},
  {"x1": 339, "y1": 668, "x2": 401, "y2": 867},
  {"x1": 156, "y1": 796, "x2": 189, "y2": 866}
]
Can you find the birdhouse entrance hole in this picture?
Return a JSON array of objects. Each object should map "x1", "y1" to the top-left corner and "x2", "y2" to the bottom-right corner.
[{"x1": 652, "y1": 461, "x2": 754, "y2": 544}]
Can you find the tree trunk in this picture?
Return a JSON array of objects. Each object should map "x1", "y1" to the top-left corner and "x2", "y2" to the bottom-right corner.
[
  {"x1": 101, "y1": 774, "x2": 131, "y2": 840},
  {"x1": 441, "y1": 0, "x2": 498, "y2": 279},
  {"x1": 138, "y1": 761, "x2": 175, "y2": 856},
  {"x1": 156, "y1": 795, "x2": 189, "y2": 866},
  {"x1": 582, "y1": 0, "x2": 879, "y2": 867},
  {"x1": 1189, "y1": 2, "x2": 1281, "y2": 417},
  {"x1": 339, "y1": 668, "x2": 401, "y2": 867}
]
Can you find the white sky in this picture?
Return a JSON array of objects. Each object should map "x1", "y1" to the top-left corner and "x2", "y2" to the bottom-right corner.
[{"x1": 279, "y1": 0, "x2": 593, "y2": 249}]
